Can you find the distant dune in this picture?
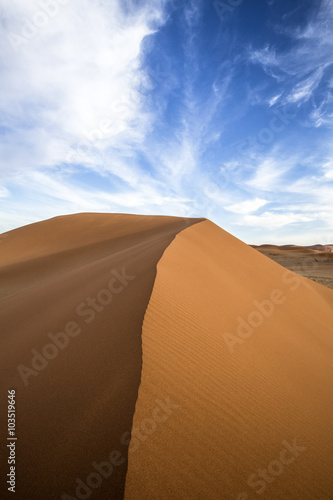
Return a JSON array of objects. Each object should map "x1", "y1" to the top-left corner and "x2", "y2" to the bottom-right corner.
[
  {"x1": 252, "y1": 243, "x2": 333, "y2": 290},
  {"x1": 306, "y1": 244, "x2": 333, "y2": 253},
  {"x1": 253, "y1": 243, "x2": 333, "y2": 253},
  {"x1": 1, "y1": 215, "x2": 333, "y2": 499}
]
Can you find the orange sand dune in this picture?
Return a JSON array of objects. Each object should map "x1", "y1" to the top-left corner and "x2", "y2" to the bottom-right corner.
[
  {"x1": 1, "y1": 215, "x2": 333, "y2": 500},
  {"x1": 125, "y1": 220, "x2": 333, "y2": 500},
  {"x1": 0, "y1": 213, "x2": 202, "y2": 500}
]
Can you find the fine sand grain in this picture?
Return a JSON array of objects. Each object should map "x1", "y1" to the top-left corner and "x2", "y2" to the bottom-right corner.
[
  {"x1": 0, "y1": 213, "x2": 202, "y2": 500},
  {"x1": 1, "y1": 215, "x2": 332, "y2": 499},
  {"x1": 125, "y1": 220, "x2": 333, "y2": 500}
]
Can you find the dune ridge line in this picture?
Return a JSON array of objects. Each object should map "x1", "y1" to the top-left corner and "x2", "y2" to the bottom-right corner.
[
  {"x1": 124, "y1": 219, "x2": 333, "y2": 500},
  {"x1": 0, "y1": 213, "x2": 203, "y2": 500}
]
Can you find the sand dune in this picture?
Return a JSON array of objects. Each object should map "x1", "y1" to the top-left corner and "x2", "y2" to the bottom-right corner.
[
  {"x1": 252, "y1": 243, "x2": 333, "y2": 290},
  {"x1": 0, "y1": 213, "x2": 202, "y2": 500},
  {"x1": 1, "y1": 215, "x2": 333, "y2": 499},
  {"x1": 253, "y1": 244, "x2": 316, "y2": 253},
  {"x1": 306, "y1": 244, "x2": 333, "y2": 253},
  {"x1": 125, "y1": 220, "x2": 333, "y2": 499}
]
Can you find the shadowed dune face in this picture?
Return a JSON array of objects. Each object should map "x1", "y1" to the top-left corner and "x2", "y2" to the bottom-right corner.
[
  {"x1": 0, "y1": 213, "x2": 202, "y2": 500},
  {"x1": 1, "y1": 215, "x2": 333, "y2": 500},
  {"x1": 125, "y1": 220, "x2": 333, "y2": 499}
]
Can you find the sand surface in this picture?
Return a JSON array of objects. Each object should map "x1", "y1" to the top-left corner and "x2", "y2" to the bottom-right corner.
[
  {"x1": 125, "y1": 220, "x2": 333, "y2": 499},
  {"x1": 252, "y1": 244, "x2": 333, "y2": 290},
  {"x1": 0, "y1": 213, "x2": 201, "y2": 500},
  {"x1": 1, "y1": 215, "x2": 333, "y2": 499}
]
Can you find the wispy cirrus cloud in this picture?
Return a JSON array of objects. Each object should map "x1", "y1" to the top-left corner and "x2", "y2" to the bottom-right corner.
[
  {"x1": 286, "y1": 66, "x2": 328, "y2": 105},
  {"x1": 0, "y1": 0, "x2": 167, "y2": 177},
  {"x1": 248, "y1": 0, "x2": 333, "y2": 118},
  {"x1": 1, "y1": 0, "x2": 333, "y2": 246},
  {"x1": 246, "y1": 154, "x2": 295, "y2": 192},
  {"x1": 230, "y1": 145, "x2": 333, "y2": 242}
]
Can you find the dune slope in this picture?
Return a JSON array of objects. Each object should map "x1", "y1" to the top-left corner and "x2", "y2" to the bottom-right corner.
[
  {"x1": 125, "y1": 220, "x2": 333, "y2": 500},
  {"x1": 0, "y1": 213, "x2": 202, "y2": 500}
]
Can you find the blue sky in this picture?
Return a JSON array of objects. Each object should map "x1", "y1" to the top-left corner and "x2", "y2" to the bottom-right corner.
[{"x1": 0, "y1": 0, "x2": 333, "y2": 244}]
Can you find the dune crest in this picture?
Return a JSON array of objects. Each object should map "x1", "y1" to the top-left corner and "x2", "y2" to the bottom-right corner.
[
  {"x1": 1, "y1": 215, "x2": 332, "y2": 499},
  {"x1": 0, "y1": 213, "x2": 202, "y2": 500},
  {"x1": 125, "y1": 220, "x2": 333, "y2": 499}
]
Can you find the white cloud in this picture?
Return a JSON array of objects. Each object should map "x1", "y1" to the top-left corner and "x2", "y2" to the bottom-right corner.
[
  {"x1": 0, "y1": 0, "x2": 166, "y2": 176},
  {"x1": 225, "y1": 198, "x2": 268, "y2": 215},
  {"x1": 250, "y1": 45, "x2": 278, "y2": 69},
  {"x1": 0, "y1": 185, "x2": 10, "y2": 198},
  {"x1": 269, "y1": 93, "x2": 282, "y2": 107},
  {"x1": 286, "y1": 66, "x2": 327, "y2": 104},
  {"x1": 238, "y1": 211, "x2": 315, "y2": 228},
  {"x1": 323, "y1": 160, "x2": 333, "y2": 180},
  {"x1": 248, "y1": 1, "x2": 333, "y2": 117},
  {"x1": 0, "y1": 0, "x2": 332, "y2": 247},
  {"x1": 246, "y1": 156, "x2": 292, "y2": 191}
]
